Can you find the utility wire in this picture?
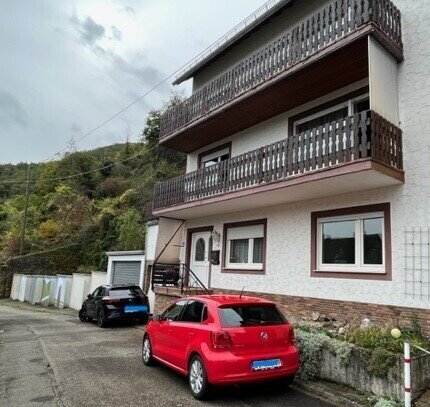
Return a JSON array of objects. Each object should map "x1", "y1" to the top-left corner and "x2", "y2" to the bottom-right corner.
[{"x1": 42, "y1": 0, "x2": 274, "y2": 162}]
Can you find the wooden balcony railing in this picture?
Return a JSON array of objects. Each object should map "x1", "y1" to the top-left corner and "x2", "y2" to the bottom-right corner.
[
  {"x1": 153, "y1": 110, "x2": 402, "y2": 210},
  {"x1": 160, "y1": 0, "x2": 402, "y2": 140}
]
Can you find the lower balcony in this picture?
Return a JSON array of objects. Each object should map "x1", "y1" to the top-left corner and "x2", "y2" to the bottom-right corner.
[{"x1": 153, "y1": 110, "x2": 403, "y2": 219}]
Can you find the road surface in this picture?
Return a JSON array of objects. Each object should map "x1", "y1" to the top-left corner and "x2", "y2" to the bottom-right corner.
[{"x1": 0, "y1": 300, "x2": 335, "y2": 407}]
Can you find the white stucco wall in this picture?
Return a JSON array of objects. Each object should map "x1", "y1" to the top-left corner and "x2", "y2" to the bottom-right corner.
[
  {"x1": 192, "y1": 0, "x2": 329, "y2": 92},
  {"x1": 145, "y1": 222, "x2": 159, "y2": 262},
  {"x1": 179, "y1": 0, "x2": 430, "y2": 311}
]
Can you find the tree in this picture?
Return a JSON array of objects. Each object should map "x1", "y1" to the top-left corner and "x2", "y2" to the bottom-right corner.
[{"x1": 115, "y1": 208, "x2": 145, "y2": 250}]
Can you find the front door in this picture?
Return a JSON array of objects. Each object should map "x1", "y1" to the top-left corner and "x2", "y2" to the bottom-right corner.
[{"x1": 190, "y1": 231, "x2": 211, "y2": 288}]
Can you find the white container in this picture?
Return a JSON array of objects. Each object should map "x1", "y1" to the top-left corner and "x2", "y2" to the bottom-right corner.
[
  {"x1": 41, "y1": 276, "x2": 57, "y2": 306},
  {"x1": 69, "y1": 273, "x2": 92, "y2": 311},
  {"x1": 30, "y1": 275, "x2": 44, "y2": 305},
  {"x1": 10, "y1": 274, "x2": 22, "y2": 300},
  {"x1": 18, "y1": 275, "x2": 27, "y2": 302},
  {"x1": 90, "y1": 271, "x2": 107, "y2": 293},
  {"x1": 21, "y1": 275, "x2": 35, "y2": 302},
  {"x1": 54, "y1": 275, "x2": 72, "y2": 309}
]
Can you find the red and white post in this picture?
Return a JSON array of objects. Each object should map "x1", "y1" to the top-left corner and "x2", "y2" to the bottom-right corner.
[{"x1": 404, "y1": 341, "x2": 411, "y2": 407}]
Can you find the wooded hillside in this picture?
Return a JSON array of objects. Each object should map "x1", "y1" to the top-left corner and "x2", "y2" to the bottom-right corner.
[{"x1": 0, "y1": 100, "x2": 186, "y2": 271}]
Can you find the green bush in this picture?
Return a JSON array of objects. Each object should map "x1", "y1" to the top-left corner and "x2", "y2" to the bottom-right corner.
[
  {"x1": 339, "y1": 322, "x2": 430, "y2": 354},
  {"x1": 295, "y1": 330, "x2": 327, "y2": 380},
  {"x1": 367, "y1": 347, "x2": 397, "y2": 378}
]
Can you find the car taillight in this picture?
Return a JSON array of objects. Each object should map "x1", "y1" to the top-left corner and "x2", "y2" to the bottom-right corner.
[
  {"x1": 104, "y1": 298, "x2": 121, "y2": 304},
  {"x1": 211, "y1": 331, "x2": 233, "y2": 350},
  {"x1": 285, "y1": 325, "x2": 295, "y2": 344}
]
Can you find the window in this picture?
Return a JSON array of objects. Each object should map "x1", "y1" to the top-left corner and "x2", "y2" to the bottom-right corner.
[
  {"x1": 198, "y1": 143, "x2": 231, "y2": 168},
  {"x1": 195, "y1": 238, "x2": 205, "y2": 261},
  {"x1": 92, "y1": 286, "x2": 104, "y2": 297},
  {"x1": 293, "y1": 94, "x2": 369, "y2": 135},
  {"x1": 312, "y1": 204, "x2": 391, "y2": 277},
  {"x1": 162, "y1": 300, "x2": 187, "y2": 321},
  {"x1": 219, "y1": 305, "x2": 285, "y2": 327},
  {"x1": 109, "y1": 287, "x2": 145, "y2": 298},
  {"x1": 181, "y1": 300, "x2": 207, "y2": 323},
  {"x1": 223, "y1": 220, "x2": 266, "y2": 272}
]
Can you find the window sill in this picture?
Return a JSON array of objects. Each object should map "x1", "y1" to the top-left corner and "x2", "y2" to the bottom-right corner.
[
  {"x1": 222, "y1": 268, "x2": 265, "y2": 275},
  {"x1": 311, "y1": 269, "x2": 390, "y2": 281}
]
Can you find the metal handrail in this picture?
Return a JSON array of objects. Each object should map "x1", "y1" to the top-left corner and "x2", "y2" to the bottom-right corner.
[{"x1": 180, "y1": 263, "x2": 210, "y2": 294}]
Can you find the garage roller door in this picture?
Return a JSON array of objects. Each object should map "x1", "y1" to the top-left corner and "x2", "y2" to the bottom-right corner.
[{"x1": 112, "y1": 261, "x2": 141, "y2": 285}]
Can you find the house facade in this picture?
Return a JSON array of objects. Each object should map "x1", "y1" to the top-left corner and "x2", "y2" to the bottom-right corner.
[{"x1": 149, "y1": 0, "x2": 430, "y2": 333}]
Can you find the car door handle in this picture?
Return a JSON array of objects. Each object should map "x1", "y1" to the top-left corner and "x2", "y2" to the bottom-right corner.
[
  {"x1": 188, "y1": 333, "x2": 195, "y2": 337},
  {"x1": 168, "y1": 329, "x2": 173, "y2": 333}
]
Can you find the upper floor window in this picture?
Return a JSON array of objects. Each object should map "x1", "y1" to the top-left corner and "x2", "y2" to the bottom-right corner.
[
  {"x1": 198, "y1": 143, "x2": 231, "y2": 168},
  {"x1": 293, "y1": 94, "x2": 369, "y2": 135}
]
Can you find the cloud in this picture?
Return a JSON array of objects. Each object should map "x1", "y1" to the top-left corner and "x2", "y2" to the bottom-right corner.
[
  {"x1": 70, "y1": 122, "x2": 82, "y2": 133},
  {"x1": 109, "y1": 53, "x2": 163, "y2": 85},
  {"x1": 111, "y1": 26, "x2": 122, "y2": 41},
  {"x1": 122, "y1": 6, "x2": 136, "y2": 16},
  {"x1": 71, "y1": 14, "x2": 105, "y2": 45},
  {"x1": 0, "y1": 91, "x2": 29, "y2": 129}
]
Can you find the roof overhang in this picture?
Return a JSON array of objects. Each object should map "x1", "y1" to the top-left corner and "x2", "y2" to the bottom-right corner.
[{"x1": 173, "y1": 0, "x2": 297, "y2": 85}]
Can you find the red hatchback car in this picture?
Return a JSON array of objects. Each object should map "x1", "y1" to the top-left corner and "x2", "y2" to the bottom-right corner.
[{"x1": 142, "y1": 295, "x2": 300, "y2": 399}]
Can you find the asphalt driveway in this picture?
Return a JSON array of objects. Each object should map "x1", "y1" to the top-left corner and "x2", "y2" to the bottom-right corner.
[{"x1": 0, "y1": 299, "x2": 335, "y2": 407}]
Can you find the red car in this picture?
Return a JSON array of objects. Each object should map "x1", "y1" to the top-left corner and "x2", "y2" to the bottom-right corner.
[{"x1": 142, "y1": 295, "x2": 300, "y2": 399}]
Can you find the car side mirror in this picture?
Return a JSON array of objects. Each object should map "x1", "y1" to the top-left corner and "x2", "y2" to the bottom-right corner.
[{"x1": 87, "y1": 294, "x2": 93, "y2": 299}]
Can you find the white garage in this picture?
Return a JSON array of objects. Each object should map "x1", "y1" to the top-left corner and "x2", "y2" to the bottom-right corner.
[{"x1": 106, "y1": 251, "x2": 145, "y2": 289}]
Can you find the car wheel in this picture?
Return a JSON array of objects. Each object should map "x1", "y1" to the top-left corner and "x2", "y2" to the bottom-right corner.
[
  {"x1": 188, "y1": 355, "x2": 209, "y2": 400},
  {"x1": 78, "y1": 307, "x2": 87, "y2": 322},
  {"x1": 142, "y1": 335, "x2": 155, "y2": 366},
  {"x1": 97, "y1": 308, "x2": 107, "y2": 328}
]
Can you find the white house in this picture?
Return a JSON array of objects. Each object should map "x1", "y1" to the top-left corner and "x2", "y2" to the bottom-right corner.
[{"x1": 148, "y1": 0, "x2": 430, "y2": 335}]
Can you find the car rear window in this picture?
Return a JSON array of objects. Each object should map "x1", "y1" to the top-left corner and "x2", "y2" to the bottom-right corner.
[
  {"x1": 219, "y1": 305, "x2": 286, "y2": 327},
  {"x1": 108, "y1": 287, "x2": 144, "y2": 297}
]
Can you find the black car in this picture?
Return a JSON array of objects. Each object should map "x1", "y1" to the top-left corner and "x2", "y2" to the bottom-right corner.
[{"x1": 79, "y1": 284, "x2": 150, "y2": 328}]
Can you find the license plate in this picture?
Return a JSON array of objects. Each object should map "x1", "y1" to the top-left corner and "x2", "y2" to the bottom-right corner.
[
  {"x1": 251, "y1": 358, "x2": 282, "y2": 371},
  {"x1": 124, "y1": 305, "x2": 148, "y2": 313}
]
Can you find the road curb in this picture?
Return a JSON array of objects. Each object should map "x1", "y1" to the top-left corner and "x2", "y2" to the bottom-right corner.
[{"x1": 293, "y1": 380, "x2": 370, "y2": 407}]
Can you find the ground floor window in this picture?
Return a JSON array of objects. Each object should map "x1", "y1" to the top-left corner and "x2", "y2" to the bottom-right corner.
[
  {"x1": 311, "y1": 203, "x2": 391, "y2": 280},
  {"x1": 222, "y1": 219, "x2": 266, "y2": 273}
]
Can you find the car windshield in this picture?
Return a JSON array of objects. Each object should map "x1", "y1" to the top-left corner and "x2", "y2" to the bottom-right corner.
[
  {"x1": 219, "y1": 305, "x2": 286, "y2": 327},
  {"x1": 108, "y1": 287, "x2": 144, "y2": 297}
]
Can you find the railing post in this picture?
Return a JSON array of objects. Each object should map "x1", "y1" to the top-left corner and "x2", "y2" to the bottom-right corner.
[{"x1": 404, "y1": 342, "x2": 411, "y2": 407}]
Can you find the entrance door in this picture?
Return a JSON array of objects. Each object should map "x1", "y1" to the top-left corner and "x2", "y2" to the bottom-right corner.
[{"x1": 190, "y1": 231, "x2": 211, "y2": 288}]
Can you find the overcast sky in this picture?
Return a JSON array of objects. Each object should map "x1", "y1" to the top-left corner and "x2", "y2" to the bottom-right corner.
[{"x1": 0, "y1": 0, "x2": 266, "y2": 164}]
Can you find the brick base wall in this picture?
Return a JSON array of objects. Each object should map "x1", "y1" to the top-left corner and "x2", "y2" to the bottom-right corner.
[
  {"x1": 214, "y1": 289, "x2": 430, "y2": 337},
  {"x1": 154, "y1": 287, "x2": 183, "y2": 313},
  {"x1": 153, "y1": 286, "x2": 430, "y2": 337}
]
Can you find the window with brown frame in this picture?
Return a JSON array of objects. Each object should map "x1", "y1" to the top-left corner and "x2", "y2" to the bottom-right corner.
[
  {"x1": 197, "y1": 142, "x2": 231, "y2": 169},
  {"x1": 311, "y1": 203, "x2": 392, "y2": 280},
  {"x1": 222, "y1": 219, "x2": 267, "y2": 274}
]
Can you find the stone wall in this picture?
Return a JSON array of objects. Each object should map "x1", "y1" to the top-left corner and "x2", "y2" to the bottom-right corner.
[
  {"x1": 320, "y1": 347, "x2": 430, "y2": 401},
  {"x1": 0, "y1": 244, "x2": 81, "y2": 298}
]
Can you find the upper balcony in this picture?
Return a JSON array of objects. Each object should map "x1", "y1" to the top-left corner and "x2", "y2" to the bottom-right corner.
[
  {"x1": 159, "y1": 0, "x2": 403, "y2": 153},
  {"x1": 153, "y1": 110, "x2": 403, "y2": 219}
]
